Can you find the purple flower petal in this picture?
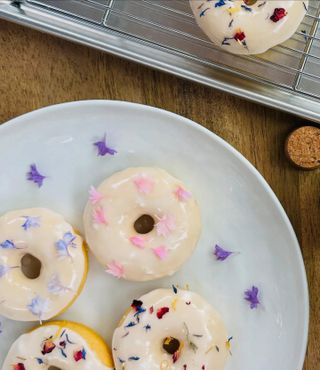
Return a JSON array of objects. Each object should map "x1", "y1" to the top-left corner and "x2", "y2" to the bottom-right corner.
[
  {"x1": 47, "y1": 274, "x2": 70, "y2": 294},
  {"x1": 93, "y1": 134, "x2": 117, "y2": 156},
  {"x1": 0, "y1": 240, "x2": 16, "y2": 249},
  {"x1": 55, "y1": 240, "x2": 69, "y2": 257},
  {"x1": 27, "y1": 295, "x2": 49, "y2": 320},
  {"x1": 26, "y1": 164, "x2": 46, "y2": 187},
  {"x1": 63, "y1": 231, "x2": 76, "y2": 246},
  {"x1": 22, "y1": 216, "x2": 40, "y2": 230},
  {"x1": 213, "y1": 244, "x2": 233, "y2": 261},
  {"x1": 0, "y1": 264, "x2": 10, "y2": 278},
  {"x1": 55, "y1": 232, "x2": 77, "y2": 257},
  {"x1": 244, "y1": 286, "x2": 260, "y2": 309}
]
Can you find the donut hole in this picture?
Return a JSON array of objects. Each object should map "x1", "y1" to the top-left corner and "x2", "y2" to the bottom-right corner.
[
  {"x1": 163, "y1": 336, "x2": 181, "y2": 354},
  {"x1": 134, "y1": 214, "x2": 155, "y2": 234},
  {"x1": 21, "y1": 253, "x2": 42, "y2": 279},
  {"x1": 48, "y1": 367, "x2": 63, "y2": 370}
]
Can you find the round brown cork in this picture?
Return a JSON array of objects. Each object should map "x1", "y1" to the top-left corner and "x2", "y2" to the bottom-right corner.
[{"x1": 285, "y1": 126, "x2": 320, "y2": 170}]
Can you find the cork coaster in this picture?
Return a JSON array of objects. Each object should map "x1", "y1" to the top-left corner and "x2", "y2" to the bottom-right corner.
[{"x1": 285, "y1": 126, "x2": 320, "y2": 170}]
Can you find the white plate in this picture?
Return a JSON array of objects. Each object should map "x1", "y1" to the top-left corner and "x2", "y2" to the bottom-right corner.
[{"x1": 0, "y1": 100, "x2": 308, "y2": 370}]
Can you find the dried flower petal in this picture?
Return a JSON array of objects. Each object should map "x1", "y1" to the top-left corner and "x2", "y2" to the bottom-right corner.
[
  {"x1": 0, "y1": 264, "x2": 10, "y2": 278},
  {"x1": 129, "y1": 236, "x2": 146, "y2": 249},
  {"x1": 74, "y1": 348, "x2": 87, "y2": 361},
  {"x1": 128, "y1": 356, "x2": 140, "y2": 361},
  {"x1": 27, "y1": 295, "x2": 49, "y2": 320},
  {"x1": 106, "y1": 260, "x2": 124, "y2": 278},
  {"x1": 55, "y1": 232, "x2": 76, "y2": 257},
  {"x1": 175, "y1": 186, "x2": 192, "y2": 202},
  {"x1": 94, "y1": 134, "x2": 117, "y2": 156},
  {"x1": 92, "y1": 206, "x2": 107, "y2": 225},
  {"x1": 213, "y1": 244, "x2": 233, "y2": 261},
  {"x1": 234, "y1": 31, "x2": 246, "y2": 42},
  {"x1": 41, "y1": 339, "x2": 56, "y2": 355},
  {"x1": 134, "y1": 176, "x2": 154, "y2": 194},
  {"x1": 244, "y1": 286, "x2": 260, "y2": 309},
  {"x1": 47, "y1": 274, "x2": 70, "y2": 294},
  {"x1": 22, "y1": 216, "x2": 40, "y2": 231},
  {"x1": 26, "y1": 164, "x2": 46, "y2": 187},
  {"x1": 172, "y1": 285, "x2": 178, "y2": 294},
  {"x1": 13, "y1": 364, "x2": 25, "y2": 370},
  {"x1": 131, "y1": 300, "x2": 143, "y2": 311},
  {"x1": 172, "y1": 349, "x2": 181, "y2": 363},
  {"x1": 153, "y1": 245, "x2": 168, "y2": 260},
  {"x1": 270, "y1": 8, "x2": 287, "y2": 22},
  {"x1": 89, "y1": 186, "x2": 104, "y2": 204},
  {"x1": 0, "y1": 240, "x2": 16, "y2": 249},
  {"x1": 125, "y1": 321, "x2": 136, "y2": 328},
  {"x1": 157, "y1": 306, "x2": 169, "y2": 319},
  {"x1": 155, "y1": 215, "x2": 176, "y2": 237}
]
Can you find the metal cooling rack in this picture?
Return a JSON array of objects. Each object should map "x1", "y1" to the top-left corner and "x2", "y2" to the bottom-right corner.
[{"x1": 1, "y1": 0, "x2": 320, "y2": 122}]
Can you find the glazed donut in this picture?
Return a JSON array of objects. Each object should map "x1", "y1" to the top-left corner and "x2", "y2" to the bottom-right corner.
[
  {"x1": 83, "y1": 167, "x2": 201, "y2": 281},
  {"x1": 112, "y1": 288, "x2": 230, "y2": 370},
  {"x1": 2, "y1": 320, "x2": 114, "y2": 369},
  {"x1": 0, "y1": 208, "x2": 87, "y2": 321},
  {"x1": 190, "y1": 0, "x2": 308, "y2": 55}
]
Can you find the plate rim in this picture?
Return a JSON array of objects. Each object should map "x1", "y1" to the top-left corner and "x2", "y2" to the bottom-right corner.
[{"x1": 0, "y1": 99, "x2": 309, "y2": 370}]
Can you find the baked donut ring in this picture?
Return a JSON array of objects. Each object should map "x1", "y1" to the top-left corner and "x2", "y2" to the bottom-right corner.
[
  {"x1": 113, "y1": 288, "x2": 230, "y2": 370},
  {"x1": 0, "y1": 208, "x2": 87, "y2": 321},
  {"x1": 2, "y1": 320, "x2": 113, "y2": 369},
  {"x1": 83, "y1": 167, "x2": 201, "y2": 281}
]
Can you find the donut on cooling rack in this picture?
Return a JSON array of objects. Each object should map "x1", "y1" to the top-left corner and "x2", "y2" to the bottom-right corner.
[
  {"x1": 2, "y1": 320, "x2": 114, "y2": 369},
  {"x1": 112, "y1": 287, "x2": 230, "y2": 370},
  {"x1": 190, "y1": 0, "x2": 309, "y2": 55},
  {"x1": 83, "y1": 167, "x2": 201, "y2": 281},
  {"x1": 0, "y1": 208, "x2": 88, "y2": 321}
]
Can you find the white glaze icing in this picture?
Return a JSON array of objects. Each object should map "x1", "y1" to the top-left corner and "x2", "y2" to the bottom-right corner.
[
  {"x1": 112, "y1": 288, "x2": 229, "y2": 370},
  {"x1": 83, "y1": 167, "x2": 201, "y2": 281},
  {"x1": 2, "y1": 324, "x2": 112, "y2": 370},
  {"x1": 0, "y1": 208, "x2": 86, "y2": 321},
  {"x1": 190, "y1": 0, "x2": 308, "y2": 55}
]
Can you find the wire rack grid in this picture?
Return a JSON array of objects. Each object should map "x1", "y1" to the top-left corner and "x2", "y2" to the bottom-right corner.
[{"x1": 2, "y1": 0, "x2": 320, "y2": 118}]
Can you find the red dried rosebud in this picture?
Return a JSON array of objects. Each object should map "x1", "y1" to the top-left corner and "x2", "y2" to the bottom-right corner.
[
  {"x1": 73, "y1": 348, "x2": 87, "y2": 362},
  {"x1": 270, "y1": 8, "x2": 287, "y2": 22},
  {"x1": 156, "y1": 306, "x2": 169, "y2": 319},
  {"x1": 131, "y1": 299, "x2": 143, "y2": 311},
  {"x1": 149, "y1": 306, "x2": 154, "y2": 314},
  {"x1": 13, "y1": 364, "x2": 25, "y2": 370},
  {"x1": 41, "y1": 339, "x2": 56, "y2": 355},
  {"x1": 234, "y1": 32, "x2": 246, "y2": 42}
]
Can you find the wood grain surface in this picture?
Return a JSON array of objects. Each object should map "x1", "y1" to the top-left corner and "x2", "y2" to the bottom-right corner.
[{"x1": 0, "y1": 19, "x2": 319, "y2": 369}]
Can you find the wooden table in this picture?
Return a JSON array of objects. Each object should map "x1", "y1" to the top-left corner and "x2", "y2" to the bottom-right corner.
[{"x1": 0, "y1": 19, "x2": 319, "y2": 369}]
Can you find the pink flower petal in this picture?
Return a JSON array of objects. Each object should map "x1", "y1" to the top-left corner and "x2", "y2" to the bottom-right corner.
[
  {"x1": 155, "y1": 215, "x2": 176, "y2": 237},
  {"x1": 89, "y1": 186, "x2": 104, "y2": 205},
  {"x1": 134, "y1": 176, "x2": 154, "y2": 194},
  {"x1": 106, "y1": 261, "x2": 124, "y2": 278},
  {"x1": 153, "y1": 245, "x2": 168, "y2": 260},
  {"x1": 92, "y1": 206, "x2": 107, "y2": 225},
  {"x1": 175, "y1": 186, "x2": 192, "y2": 202},
  {"x1": 129, "y1": 236, "x2": 146, "y2": 249}
]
